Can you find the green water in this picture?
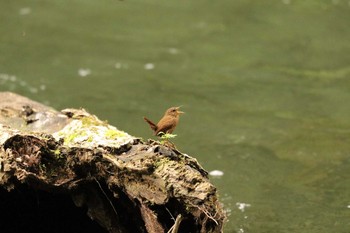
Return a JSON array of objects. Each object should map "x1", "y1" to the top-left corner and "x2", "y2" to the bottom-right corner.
[{"x1": 1, "y1": 1, "x2": 350, "y2": 232}]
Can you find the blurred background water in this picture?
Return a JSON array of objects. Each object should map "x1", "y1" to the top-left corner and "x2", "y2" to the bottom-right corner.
[{"x1": 1, "y1": 0, "x2": 350, "y2": 232}]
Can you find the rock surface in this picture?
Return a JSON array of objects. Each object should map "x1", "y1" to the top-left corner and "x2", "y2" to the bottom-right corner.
[{"x1": 0, "y1": 92, "x2": 225, "y2": 233}]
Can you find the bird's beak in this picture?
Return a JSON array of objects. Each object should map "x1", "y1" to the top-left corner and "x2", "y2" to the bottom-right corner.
[{"x1": 176, "y1": 106, "x2": 184, "y2": 114}]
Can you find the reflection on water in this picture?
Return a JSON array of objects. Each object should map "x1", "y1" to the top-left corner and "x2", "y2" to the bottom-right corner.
[
  {"x1": 1, "y1": 0, "x2": 350, "y2": 232},
  {"x1": 0, "y1": 73, "x2": 46, "y2": 94},
  {"x1": 78, "y1": 68, "x2": 91, "y2": 77}
]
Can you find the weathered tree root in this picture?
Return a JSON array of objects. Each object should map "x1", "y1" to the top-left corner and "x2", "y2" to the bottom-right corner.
[{"x1": 0, "y1": 92, "x2": 226, "y2": 233}]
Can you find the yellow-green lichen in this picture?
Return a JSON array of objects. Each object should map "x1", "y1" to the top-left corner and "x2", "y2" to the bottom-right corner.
[
  {"x1": 153, "y1": 157, "x2": 171, "y2": 170},
  {"x1": 53, "y1": 114, "x2": 134, "y2": 149},
  {"x1": 105, "y1": 128, "x2": 126, "y2": 139},
  {"x1": 64, "y1": 130, "x2": 86, "y2": 144},
  {"x1": 53, "y1": 148, "x2": 60, "y2": 156},
  {"x1": 81, "y1": 115, "x2": 105, "y2": 126},
  {"x1": 51, "y1": 148, "x2": 65, "y2": 160}
]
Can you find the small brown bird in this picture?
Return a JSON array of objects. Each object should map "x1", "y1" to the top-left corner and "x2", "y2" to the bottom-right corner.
[{"x1": 144, "y1": 106, "x2": 184, "y2": 136}]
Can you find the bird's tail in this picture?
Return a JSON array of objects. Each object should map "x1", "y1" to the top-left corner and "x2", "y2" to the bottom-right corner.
[{"x1": 143, "y1": 117, "x2": 157, "y2": 132}]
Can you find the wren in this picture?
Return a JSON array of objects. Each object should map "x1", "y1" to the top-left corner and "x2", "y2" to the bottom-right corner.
[{"x1": 144, "y1": 106, "x2": 184, "y2": 136}]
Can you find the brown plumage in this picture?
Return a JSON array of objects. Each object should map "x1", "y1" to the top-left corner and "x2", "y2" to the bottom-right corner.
[{"x1": 144, "y1": 106, "x2": 184, "y2": 136}]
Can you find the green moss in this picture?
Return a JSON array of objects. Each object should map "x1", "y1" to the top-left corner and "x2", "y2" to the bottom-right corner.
[
  {"x1": 87, "y1": 136, "x2": 94, "y2": 142},
  {"x1": 53, "y1": 148, "x2": 60, "y2": 156},
  {"x1": 50, "y1": 148, "x2": 65, "y2": 160},
  {"x1": 154, "y1": 157, "x2": 170, "y2": 169},
  {"x1": 64, "y1": 131, "x2": 85, "y2": 144},
  {"x1": 105, "y1": 128, "x2": 126, "y2": 139},
  {"x1": 160, "y1": 133, "x2": 177, "y2": 139},
  {"x1": 81, "y1": 116, "x2": 107, "y2": 127},
  {"x1": 54, "y1": 113, "x2": 133, "y2": 148}
]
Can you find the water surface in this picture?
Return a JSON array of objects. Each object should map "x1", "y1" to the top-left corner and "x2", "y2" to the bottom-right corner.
[{"x1": 1, "y1": 1, "x2": 350, "y2": 232}]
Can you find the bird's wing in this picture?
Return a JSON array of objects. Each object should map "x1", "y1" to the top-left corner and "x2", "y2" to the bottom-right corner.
[{"x1": 155, "y1": 118, "x2": 176, "y2": 135}]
